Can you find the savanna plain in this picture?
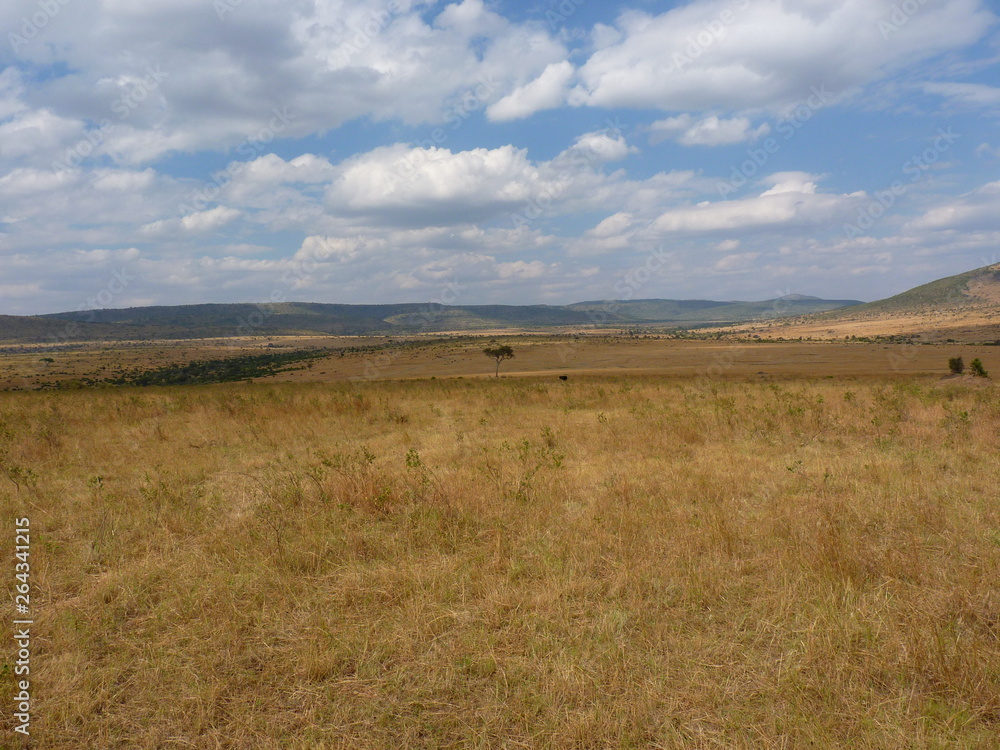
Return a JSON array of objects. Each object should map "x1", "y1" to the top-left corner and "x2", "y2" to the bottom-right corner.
[{"x1": 2, "y1": 337, "x2": 999, "y2": 748}]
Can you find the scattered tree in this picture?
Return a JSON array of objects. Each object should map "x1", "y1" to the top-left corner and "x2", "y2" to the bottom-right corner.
[
  {"x1": 483, "y1": 345, "x2": 514, "y2": 378},
  {"x1": 970, "y1": 358, "x2": 989, "y2": 378},
  {"x1": 948, "y1": 356, "x2": 965, "y2": 375}
]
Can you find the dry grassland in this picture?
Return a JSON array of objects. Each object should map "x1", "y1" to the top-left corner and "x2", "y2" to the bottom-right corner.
[
  {"x1": 712, "y1": 310, "x2": 1000, "y2": 343},
  {"x1": 4, "y1": 336, "x2": 996, "y2": 390},
  {"x1": 2, "y1": 372, "x2": 999, "y2": 748},
  {"x1": 0, "y1": 337, "x2": 360, "y2": 391}
]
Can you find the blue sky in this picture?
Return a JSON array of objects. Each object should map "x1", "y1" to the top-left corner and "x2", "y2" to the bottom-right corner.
[{"x1": 1, "y1": 0, "x2": 999, "y2": 315}]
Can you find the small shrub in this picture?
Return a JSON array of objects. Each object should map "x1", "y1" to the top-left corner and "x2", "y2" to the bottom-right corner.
[
  {"x1": 947, "y1": 356, "x2": 964, "y2": 375},
  {"x1": 970, "y1": 358, "x2": 989, "y2": 378}
]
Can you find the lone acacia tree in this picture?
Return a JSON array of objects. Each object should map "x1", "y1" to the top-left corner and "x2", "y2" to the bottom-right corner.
[{"x1": 483, "y1": 344, "x2": 514, "y2": 378}]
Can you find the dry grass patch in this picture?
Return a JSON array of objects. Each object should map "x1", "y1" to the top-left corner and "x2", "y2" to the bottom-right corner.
[{"x1": 1, "y1": 375, "x2": 998, "y2": 748}]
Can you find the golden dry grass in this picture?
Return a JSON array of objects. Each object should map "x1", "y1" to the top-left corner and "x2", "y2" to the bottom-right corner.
[
  {"x1": 710, "y1": 309, "x2": 1000, "y2": 343},
  {"x1": 5, "y1": 335, "x2": 995, "y2": 391},
  {"x1": 2, "y1": 374, "x2": 999, "y2": 748}
]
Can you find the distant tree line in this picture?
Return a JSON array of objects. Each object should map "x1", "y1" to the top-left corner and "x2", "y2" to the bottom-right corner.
[{"x1": 103, "y1": 350, "x2": 328, "y2": 387}]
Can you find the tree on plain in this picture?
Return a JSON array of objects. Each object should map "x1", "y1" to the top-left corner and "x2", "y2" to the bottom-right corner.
[{"x1": 483, "y1": 345, "x2": 514, "y2": 378}]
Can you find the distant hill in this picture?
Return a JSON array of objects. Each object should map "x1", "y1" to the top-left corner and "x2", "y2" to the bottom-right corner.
[
  {"x1": 0, "y1": 314, "x2": 139, "y2": 344},
  {"x1": 716, "y1": 263, "x2": 1000, "y2": 343},
  {"x1": 0, "y1": 295, "x2": 863, "y2": 345},
  {"x1": 567, "y1": 296, "x2": 862, "y2": 324},
  {"x1": 820, "y1": 263, "x2": 1000, "y2": 318}
]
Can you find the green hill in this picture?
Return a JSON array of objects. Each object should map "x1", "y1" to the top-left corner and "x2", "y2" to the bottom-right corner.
[
  {"x1": 817, "y1": 263, "x2": 1000, "y2": 319},
  {"x1": 567, "y1": 296, "x2": 862, "y2": 325},
  {"x1": 0, "y1": 295, "x2": 863, "y2": 344}
]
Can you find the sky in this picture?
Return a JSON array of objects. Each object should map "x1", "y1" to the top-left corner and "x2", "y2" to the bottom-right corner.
[{"x1": 1, "y1": 0, "x2": 999, "y2": 315}]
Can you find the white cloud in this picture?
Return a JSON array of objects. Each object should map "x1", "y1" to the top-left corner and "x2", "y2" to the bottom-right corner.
[
  {"x1": 759, "y1": 172, "x2": 821, "y2": 197},
  {"x1": 0, "y1": 167, "x2": 73, "y2": 197},
  {"x1": 142, "y1": 206, "x2": 241, "y2": 235},
  {"x1": 651, "y1": 174, "x2": 862, "y2": 234},
  {"x1": 0, "y1": 108, "x2": 85, "y2": 163},
  {"x1": 91, "y1": 169, "x2": 158, "y2": 191},
  {"x1": 236, "y1": 153, "x2": 336, "y2": 186},
  {"x1": 3, "y1": 0, "x2": 570, "y2": 164},
  {"x1": 435, "y1": 0, "x2": 505, "y2": 37},
  {"x1": 181, "y1": 206, "x2": 241, "y2": 231},
  {"x1": 923, "y1": 82, "x2": 1000, "y2": 109},
  {"x1": 316, "y1": 135, "x2": 647, "y2": 228},
  {"x1": 906, "y1": 181, "x2": 1000, "y2": 231},
  {"x1": 555, "y1": 129, "x2": 636, "y2": 165},
  {"x1": 714, "y1": 252, "x2": 761, "y2": 271},
  {"x1": 0, "y1": 68, "x2": 27, "y2": 121},
  {"x1": 589, "y1": 212, "x2": 636, "y2": 239},
  {"x1": 650, "y1": 114, "x2": 770, "y2": 146},
  {"x1": 2, "y1": 0, "x2": 998, "y2": 314},
  {"x1": 487, "y1": 61, "x2": 574, "y2": 121},
  {"x1": 561, "y1": 0, "x2": 994, "y2": 116},
  {"x1": 326, "y1": 143, "x2": 542, "y2": 219}
]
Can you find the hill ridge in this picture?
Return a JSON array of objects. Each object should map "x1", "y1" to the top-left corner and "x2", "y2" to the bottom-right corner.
[
  {"x1": 0, "y1": 296, "x2": 862, "y2": 344},
  {"x1": 715, "y1": 263, "x2": 1000, "y2": 343}
]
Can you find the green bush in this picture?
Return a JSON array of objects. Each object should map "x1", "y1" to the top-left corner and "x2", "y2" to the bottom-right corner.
[
  {"x1": 970, "y1": 358, "x2": 989, "y2": 378},
  {"x1": 948, "y1": 356, "x2": 964, "y2": 374}
]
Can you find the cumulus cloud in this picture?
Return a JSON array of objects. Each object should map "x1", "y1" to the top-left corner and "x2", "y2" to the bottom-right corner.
[
  {"x1": 326, "y1": 143, "x2": 542, "y2": 222},
  {"x1": 2, "y1": 0, "x2": 998, "y2": 314},
  {"x1": 906, "y1": 181, "x2": 1000, "y2": 231},
  {"x1": 651, "y1": 174, "x2": 863, "y2": 234},
  {"x1": 142, "y1": 206, "x2": 241, "y2": 235},
  {"x1": 1, "y1": 0, "x2": 571, "y2": 164},
  {"x1": 487, "y1": 61, "x2": 574, "y2": 121},
  {"x1": 564, "y1": 0, "x2": 994, "y2": 116},
  {"x1": 318, "y1": 134, "x2": 643, "y2": 228},
  {"x1": 91, "y1": 169, "x2": 158, "y2": 192},
  {"x1": 650, "y1": 115, "x2": 770, "y2": 146},
  {"x1": 0, "y1": 109, "x2": 86, "y2": 163},
  {"x1": 554, "y1": 129, "x2": 636, "y2": 165},
  {"x1": 759, "y1": 172, "x2": 822, "y2": 197}
]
